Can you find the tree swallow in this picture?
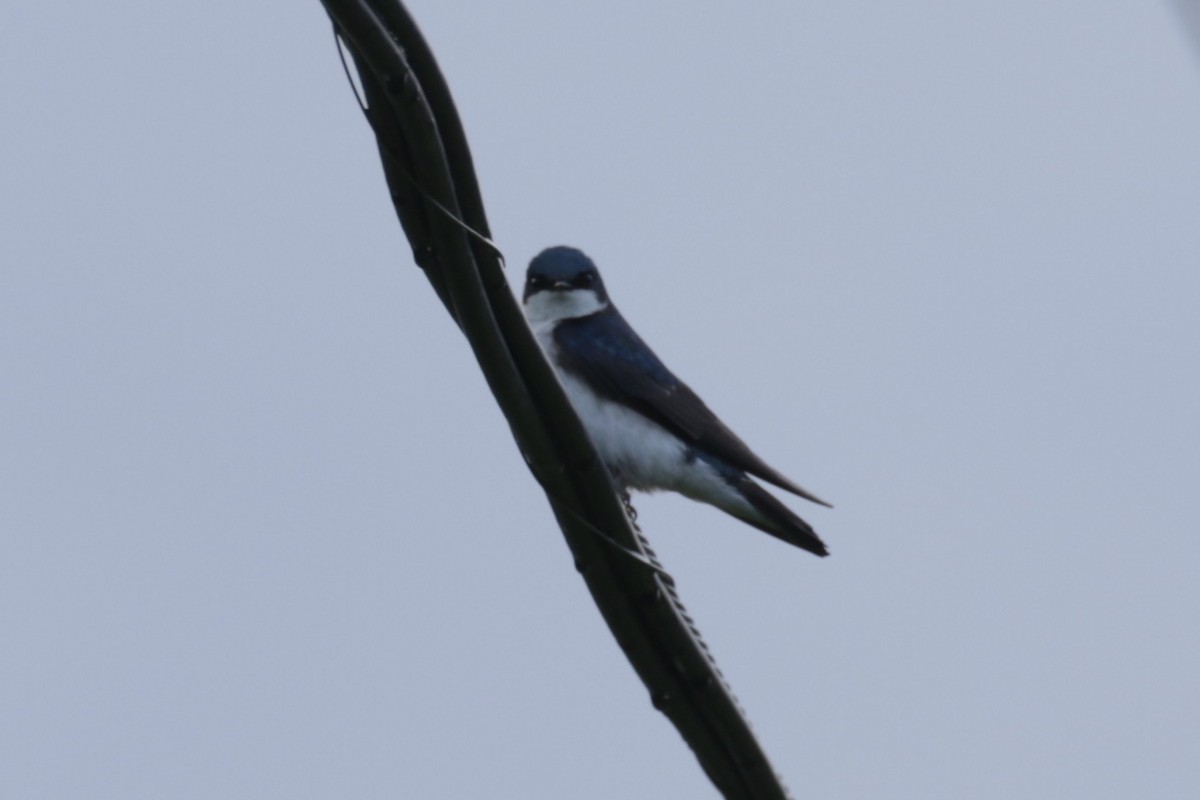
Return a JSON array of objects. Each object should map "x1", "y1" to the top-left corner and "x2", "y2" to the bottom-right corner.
[{"x1": 523, "y1": 245, "x2": 830, "y2": 557}]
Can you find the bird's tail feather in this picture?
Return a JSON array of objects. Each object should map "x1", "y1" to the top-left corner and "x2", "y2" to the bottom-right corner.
[{"x1": 729, "y1": 478, "x2": 829, "y2": 557}]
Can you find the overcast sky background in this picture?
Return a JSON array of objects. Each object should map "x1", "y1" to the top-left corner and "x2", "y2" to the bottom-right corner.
[{"x1": 3, "y1": 2, "x2": 1199, "y2": 798}]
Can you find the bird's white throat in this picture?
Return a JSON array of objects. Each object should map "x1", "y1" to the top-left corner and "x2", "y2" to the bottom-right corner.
[{"x1": 524, "y1": 288, "x2": 607, "y2": 333}]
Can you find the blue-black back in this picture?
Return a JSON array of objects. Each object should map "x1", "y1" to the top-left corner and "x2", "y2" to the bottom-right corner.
[{"x1": 553, "y1": 305, "x2": 808, "y2": 497}]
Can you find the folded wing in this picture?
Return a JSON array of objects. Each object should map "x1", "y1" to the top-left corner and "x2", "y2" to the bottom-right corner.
[{"x1": 553, "y1": 308, "x2": 831, "y2": 508}]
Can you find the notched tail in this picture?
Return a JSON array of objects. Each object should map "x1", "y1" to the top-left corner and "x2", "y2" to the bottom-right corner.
[{"x1": 733, "y1": 478, "x2": 829, "y2": 557}]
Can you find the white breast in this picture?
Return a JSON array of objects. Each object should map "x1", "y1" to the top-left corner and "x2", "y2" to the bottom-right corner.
[
  {"x1": 555, "y1": 365, "x2": 688, "y2": 491},
  {"x1": 529, "y1": 319, "x2": 755, "y2": 520}
]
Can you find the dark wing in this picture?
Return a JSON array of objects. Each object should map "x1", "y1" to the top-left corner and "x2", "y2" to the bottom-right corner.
[{"x1": 554, "y1": 308, "x2": 830, "y2": 507}]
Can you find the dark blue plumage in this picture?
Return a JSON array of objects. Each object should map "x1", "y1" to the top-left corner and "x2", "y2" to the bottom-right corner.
[
  {"x1": 553, "y1": 306, "x2": 677, "y2": 391},
  {"x1": 524, "y1": 246, "x2": 609, "y2": 304}
]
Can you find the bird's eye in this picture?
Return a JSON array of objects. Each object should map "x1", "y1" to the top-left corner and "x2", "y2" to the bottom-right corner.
[
  {"x1": 529, "y1": 275, "x2": 548, "y2": 288},
  {"x1": 575, "y1": 272, "x2": 595, "y2": 287}
]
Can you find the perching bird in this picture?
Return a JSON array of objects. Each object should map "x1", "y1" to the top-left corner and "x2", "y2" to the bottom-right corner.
[{"x1": 523, "y1": 245, "x2": 830, "y2": 557}]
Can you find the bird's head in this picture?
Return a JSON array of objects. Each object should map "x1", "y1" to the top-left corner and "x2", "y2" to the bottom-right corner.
[{"x1": 523, "y1": 246, "x2": 610, "y2": 324}]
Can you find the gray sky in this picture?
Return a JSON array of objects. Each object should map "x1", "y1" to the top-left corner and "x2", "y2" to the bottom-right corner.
[{"x1": 3, "y1": 2, "x2": 1199, "y2": 798}]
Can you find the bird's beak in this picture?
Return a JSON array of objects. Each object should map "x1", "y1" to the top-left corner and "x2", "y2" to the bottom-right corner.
[{"x1": 552, "y1": 280, "x2": 571, "y2": 290}]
